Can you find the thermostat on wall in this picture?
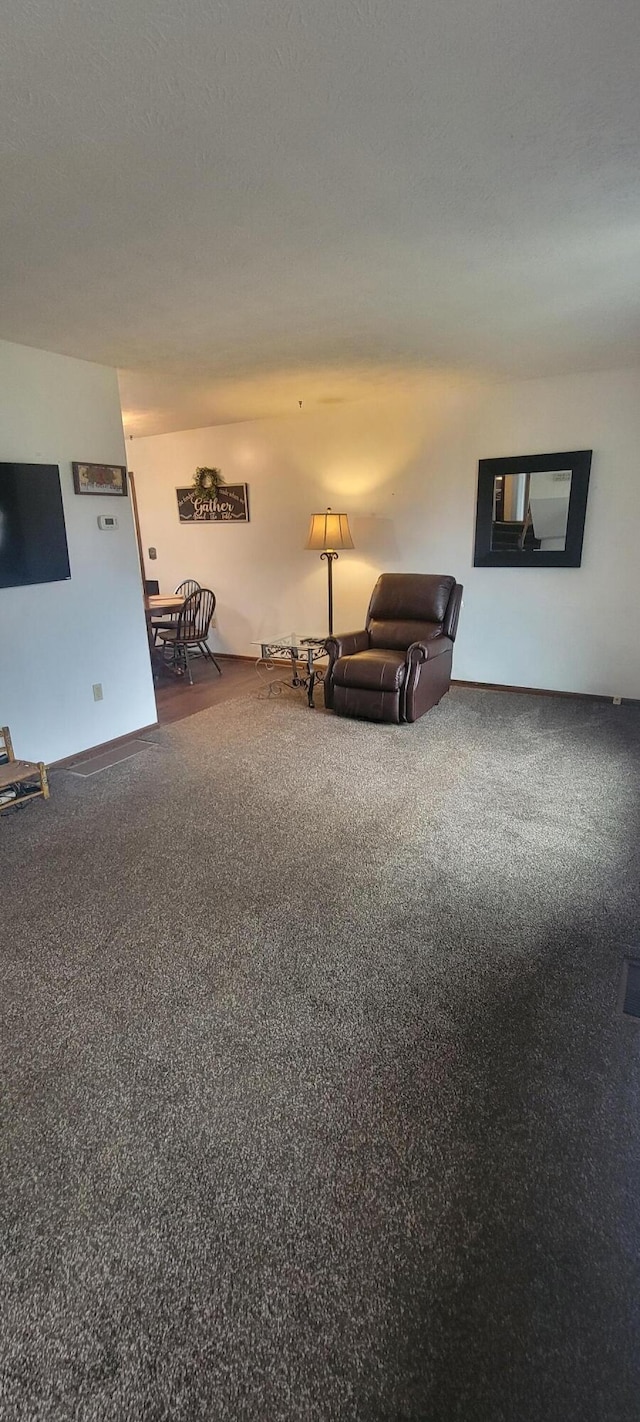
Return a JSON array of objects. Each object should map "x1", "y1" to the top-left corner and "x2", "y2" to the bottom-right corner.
[{"x1": 97, "y1": 514, "x2": 118, "y2": 530}]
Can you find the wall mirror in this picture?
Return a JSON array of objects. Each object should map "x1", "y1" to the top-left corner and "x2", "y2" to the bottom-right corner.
[{"x1": 473, "y1": 450, "x2": 592, "y2": 568}]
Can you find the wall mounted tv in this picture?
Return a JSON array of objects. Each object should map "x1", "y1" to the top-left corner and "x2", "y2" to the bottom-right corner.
[{"x1": 0, "y1": 463, "x2": 71, "y2": 589}]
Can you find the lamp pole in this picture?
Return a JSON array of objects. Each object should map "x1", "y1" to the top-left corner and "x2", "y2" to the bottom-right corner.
[{"x1": 320, "y1": 549, "x2": 338, "y2": 635}]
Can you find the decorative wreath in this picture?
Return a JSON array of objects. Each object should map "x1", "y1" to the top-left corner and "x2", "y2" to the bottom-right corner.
[{"x1": 193, "y1": 466, "x2": 224, "y2": 500}]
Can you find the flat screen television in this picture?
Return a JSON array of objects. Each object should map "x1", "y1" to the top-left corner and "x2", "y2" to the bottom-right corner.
[{"x1": 0, "y1": 463, "x2": 71, "y2": 589}]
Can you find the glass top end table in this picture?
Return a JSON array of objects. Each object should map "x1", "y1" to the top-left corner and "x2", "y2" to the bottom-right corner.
[{"x1": 253, "y1": 634, "x2": 328, "y2": 707}]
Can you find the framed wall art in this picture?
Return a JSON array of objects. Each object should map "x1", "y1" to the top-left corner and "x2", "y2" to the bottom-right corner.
[{"x1": 72, "y1": 462, "x2": 128, "y2": 497}]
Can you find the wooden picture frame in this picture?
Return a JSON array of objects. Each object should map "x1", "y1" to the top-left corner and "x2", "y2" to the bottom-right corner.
[
  {"x1": 473, "y1": 450, "x2": 592, "y2": 568},
  {"x1": 72, "y1": 462, "x2": 128, "y2": 497}
]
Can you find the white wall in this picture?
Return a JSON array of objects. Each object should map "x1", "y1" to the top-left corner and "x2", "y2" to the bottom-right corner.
[
  {"x1": 131, "y1": 367, "x2": 640, "y2": 698},
  {"x1": 0, "y1": 340, "x2": 157, "y2": 762}
]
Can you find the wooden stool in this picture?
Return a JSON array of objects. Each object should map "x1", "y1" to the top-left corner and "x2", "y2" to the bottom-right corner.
[{"x1": 0, "y1": 726, "x2": 50, "y2": 813}]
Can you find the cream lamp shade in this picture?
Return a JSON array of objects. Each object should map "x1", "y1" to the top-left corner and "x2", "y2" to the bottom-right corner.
[{"x1": 305, "y1": 508, "x2": 354, "y2": 552}]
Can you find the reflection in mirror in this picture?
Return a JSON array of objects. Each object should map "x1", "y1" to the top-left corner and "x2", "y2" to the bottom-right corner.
[{"x1": 491, "y1": 470, "x2": 572, "y2": 553}]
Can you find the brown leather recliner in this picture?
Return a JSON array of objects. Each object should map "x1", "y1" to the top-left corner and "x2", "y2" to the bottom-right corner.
[{"x1": 324, "y1": 573, "x2": 463, "y2": 724}]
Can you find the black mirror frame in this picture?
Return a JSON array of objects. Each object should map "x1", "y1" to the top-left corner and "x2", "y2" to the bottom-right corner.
[{"x1": 473, "y1": 449, "x2": 592, "y2": 568}]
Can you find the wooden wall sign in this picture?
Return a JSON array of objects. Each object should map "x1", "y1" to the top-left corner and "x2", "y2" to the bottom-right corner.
[{"x1": 176, "y1": 484, "x2": 249, "y2": 523}]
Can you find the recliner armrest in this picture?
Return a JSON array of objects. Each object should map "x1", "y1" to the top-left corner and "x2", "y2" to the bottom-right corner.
[
  {"x1": 325, "y1": 629, "x2": 370, "y2": 660},
  {"x1": 406, "y1": 634, "x2": 453, "y2": 664},
  {"x1": 324, "y1": 629, "x2": 370, "y2": 710},
  {"x1": 443, "y1": 583, "x2": 463, "y2": 641}
]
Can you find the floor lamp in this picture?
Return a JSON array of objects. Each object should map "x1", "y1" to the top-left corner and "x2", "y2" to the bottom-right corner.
[{"x1": 305, "y1": 507, "x2": 354, "y2": 636}]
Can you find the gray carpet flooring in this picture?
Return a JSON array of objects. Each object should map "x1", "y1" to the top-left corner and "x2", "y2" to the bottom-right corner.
[{"x1": 2, "y1": 686, "x2": 640, "y2": 1421}]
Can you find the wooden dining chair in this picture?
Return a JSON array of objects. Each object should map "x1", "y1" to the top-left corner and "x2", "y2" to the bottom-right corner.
[
  {"x1": 156, "y1": 588, "x2": 221, "y2": 684},
  {"x1": 151, "y1": 579, "x2": 202, "y2": 641}
]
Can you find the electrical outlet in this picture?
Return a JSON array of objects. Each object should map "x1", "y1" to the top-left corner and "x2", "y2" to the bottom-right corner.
[
  {"x1": 92, "y1": 683, "x2": 103, "y2": 702},
  {"x1": 613, "y1": 696, "x2": 622, "y2": 706}
]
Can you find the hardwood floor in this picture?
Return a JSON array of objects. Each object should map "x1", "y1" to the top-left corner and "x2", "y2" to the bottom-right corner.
[{"x1": 154, "y1": 654, "x2": 260, "y2": 726}]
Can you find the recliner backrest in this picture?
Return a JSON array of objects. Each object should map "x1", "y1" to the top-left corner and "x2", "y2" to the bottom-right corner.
[{"x1": 366, "y1": 573, "x2": 456, "y2": 650}]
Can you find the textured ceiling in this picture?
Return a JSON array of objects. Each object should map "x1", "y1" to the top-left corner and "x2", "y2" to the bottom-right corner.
[{"x1": 1, "y1": 0, "x2": 639, "y2": 434}]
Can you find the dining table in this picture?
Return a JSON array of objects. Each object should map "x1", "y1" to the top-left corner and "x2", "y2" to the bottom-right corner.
[{"x1": 144, "y1": 593, "x2": 184, "y2": 619}]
